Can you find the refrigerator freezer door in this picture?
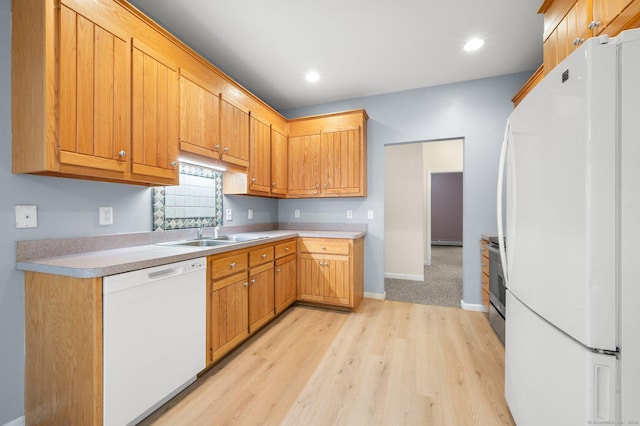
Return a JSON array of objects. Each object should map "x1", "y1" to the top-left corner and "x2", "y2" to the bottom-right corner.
[
  {"x1": 505, "y1": 291, "x2": 617, "y2": 425},
  {"x1": 505, "y1": 37, "x2": 617, "y2": 351}
]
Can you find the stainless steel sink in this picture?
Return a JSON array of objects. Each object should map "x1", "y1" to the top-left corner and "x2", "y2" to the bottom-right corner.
[
  {"x1": 160, "y1": 234, "x2": 269, "y2": 247},
  {"x1": 169, "y1": 239, "x2": 235, "y2": 247}
]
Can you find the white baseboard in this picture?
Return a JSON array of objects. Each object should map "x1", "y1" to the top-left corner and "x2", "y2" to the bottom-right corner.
[
  {"x1": 364, "y1": 291, "x2": 386, "y2": 300},
  {"x1": 384, "y1": 273, "x2": 424, "y2": 282},
  {"x1": 3, "y1": 416, "x2": 25, "y2": 426},
  {"x1": 460, "y1": 300, "x2": 488, "y2": 312}
]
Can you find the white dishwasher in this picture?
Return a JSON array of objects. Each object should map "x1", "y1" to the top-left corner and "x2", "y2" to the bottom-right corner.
[{"x1": 103, "y1": 257, "x2": 207, "y2": 426}]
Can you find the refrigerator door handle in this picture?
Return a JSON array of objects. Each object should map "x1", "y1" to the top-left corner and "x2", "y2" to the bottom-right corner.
[
  {"x1": 497, "y1": 120, "x2": 512, "y2": 286},
  {"x1": 593, "y1": 362, "x2": 616, "y2": 422}
]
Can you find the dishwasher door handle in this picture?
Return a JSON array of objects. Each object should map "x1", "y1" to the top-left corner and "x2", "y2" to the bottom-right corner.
[{"x1": 147, "y1": 267, "x2": 183, "y2": 281}]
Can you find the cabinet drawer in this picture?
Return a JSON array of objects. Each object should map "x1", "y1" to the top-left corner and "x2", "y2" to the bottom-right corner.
[
  {"x1": 249, "y1": 246, "x2": 274, "y2": 267},
  {"x1": 299, "y1": 238, "x2": 350, "y2": 255},
  {"x1": 210, "y1": 253, "x2": 248, "y2": 280},
  {"x1": 275, "y1": 240, "x2": 296, "y2": 259}
]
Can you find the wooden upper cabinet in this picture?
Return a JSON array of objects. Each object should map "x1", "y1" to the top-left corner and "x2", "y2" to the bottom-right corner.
[
  {"x1": 288, "y1": 109, "x2": 368, "y2": 198},
  {"x1": 58, "y1": 4, "x2": 131, "y2": 175},
  {"x1": 131, "y1": 40, "x2": 180, "y2": 185},
  {"x1": 321, "y1": 128, "x2": 363, "y2": 196},
  {"x1": 248, "y1": 116, "x2": 272, "y2": 194},
  {"x1": 179, "y1": 68, "x2": 221, "y2": 160},
  {"x1": 220, "y1": 98, "x2": 250, "y2": 168},
  {"x1": 13, "y1": 1, "x2": 134, "y2": 182},
  {"x1": 270, "y1": 129, "x2": 288, "y2": 196},
  {"x1": 287, "y1": 134, "x2": 322, "y2": 196}
]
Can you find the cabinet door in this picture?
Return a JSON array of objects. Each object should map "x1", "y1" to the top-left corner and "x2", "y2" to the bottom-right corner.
[
  {"x1": 275, "y1": 256, "x2": 297, "y2": 314},
  {"x1": 59, "y1": 4, "x2": 130, "y2": 174},
  {"x1": 248, "y1": 116, "x2": 271, "y2": 194},
  {"x1": 211, "y1": 274, "x2": 249, "y2": 362},
  {"x1": 287, "y1": 134, "x2": 321, "y2": 196},
  {"x1": 131, "y1": 40, "x2": 179, "y2": 184},
  {"x1": 220, "y1": 98, "x2": 249, "y2": 167},
  {"x1": 179, "y1": 69, "x2": 221, "y2": 159},
  {"x1": 323, "y1": 255, "x2": 351, "y2": 307},
  {"x1": 248, "y1": 265, "x2": 275, "y2": 332},
  {"x1": 271, "y1": 129, "x2": 288, "y2": 195},
  {"x1": 298, "y1": 253, "x2": 324, "y2": 302},
  {"x1": 321, "y1": 128, "x2": 362, "y2": 195}
]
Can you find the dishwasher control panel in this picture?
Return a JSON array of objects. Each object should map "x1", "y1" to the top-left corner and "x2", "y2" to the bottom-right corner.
[{"x1": 185, "y1": 258, "x2": 206, "y2": 273}]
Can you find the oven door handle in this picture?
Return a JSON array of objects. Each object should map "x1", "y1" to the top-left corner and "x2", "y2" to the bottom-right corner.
[{"x1": 487, "y1": 245, "x2": 500, "y2": 255}]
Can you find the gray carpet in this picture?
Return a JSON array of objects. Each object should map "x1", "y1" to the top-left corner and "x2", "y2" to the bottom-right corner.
[{"x1": 385, "y1": 246, "x2": 462, "y2": 308}]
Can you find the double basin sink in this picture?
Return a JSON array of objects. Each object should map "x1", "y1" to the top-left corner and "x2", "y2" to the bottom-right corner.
[{"x1": 163, "y1": 234, "x2": 269, "y2": 248}]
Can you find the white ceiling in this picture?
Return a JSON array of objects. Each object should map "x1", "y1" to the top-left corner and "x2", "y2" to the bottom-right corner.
[{"x1": 129, "y1": 0, "x2": 544, "y2": 112}]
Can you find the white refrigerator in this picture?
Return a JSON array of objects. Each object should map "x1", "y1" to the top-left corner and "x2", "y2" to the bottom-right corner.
[{"x1": 498, "y1": 29, "x2": 640, "y2": 425}]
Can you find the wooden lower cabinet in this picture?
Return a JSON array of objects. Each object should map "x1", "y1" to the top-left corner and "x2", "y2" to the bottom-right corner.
[
  {"x1": 248, "y1": 245, "x2": 275, "y2": 332},
  {"x1": 297, "y1": 237, "x2": 364, "y2": 310},
  {"x1": 275, "y1": 254, "x2": 297, "y2": 314},
  {"x1": 210, "y1": 271, "x2": 249, "y2": 363},
  {"x1": 481, "y1": 238, "x2": 490, "y2": 311}
]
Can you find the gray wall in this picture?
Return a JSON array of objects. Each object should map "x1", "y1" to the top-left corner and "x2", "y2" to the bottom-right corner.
[{"x1": 280, "y1": 70, "x2": 532, "y2": 299}]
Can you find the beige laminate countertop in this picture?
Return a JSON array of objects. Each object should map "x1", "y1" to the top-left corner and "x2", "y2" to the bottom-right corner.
[{"x1": 16, "y1": 230, "x2": 366, "y2": 278}]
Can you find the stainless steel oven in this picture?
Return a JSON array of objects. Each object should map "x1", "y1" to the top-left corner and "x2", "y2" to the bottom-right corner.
[{"x1": 488, "y1": 237, "x2": 506, "y2": 343}]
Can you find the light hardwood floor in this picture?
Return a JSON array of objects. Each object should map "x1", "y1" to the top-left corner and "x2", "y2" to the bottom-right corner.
[{"x1": 140, "y1": 299, "x2": 514, "y2": 425}]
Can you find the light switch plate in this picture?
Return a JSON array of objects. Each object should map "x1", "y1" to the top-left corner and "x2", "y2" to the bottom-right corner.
[
  {"x1": 367, "y1": 210, "x2": 374, "y2": 219},
  {"x1": 16, "y1": 205, "x2": 38, "y2": 228},
  {"x1": 347, "y1": 210, "x2": 353, "y2": 219}
]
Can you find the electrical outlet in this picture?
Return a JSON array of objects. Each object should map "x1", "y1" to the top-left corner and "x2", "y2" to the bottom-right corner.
[
  {"x1": 294, "y1": 209, "x2": 300, "y2": 218},
  {"x1": 15, "y1": 205, "x2": 38, "y2": 228},
  {"x1": 225, "y1": 208, "x2": 233, "y2": 221},
  {"x1": 367, "y1": 210, "x2": 374, "y2": 220},
  {"x1": 99, "y1": 207, "x2": 113, "y2": 225},
  {"x1": 248, "y1": 209, "x2": 254, "y2": 220},
  {"x1": 347, "y1": 210, "x2": 353, "y2": 219}
]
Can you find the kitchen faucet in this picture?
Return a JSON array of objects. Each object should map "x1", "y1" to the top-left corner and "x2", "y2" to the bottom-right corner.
[
  {"x1": 214, "y1": 224, "x2": 221, "y2": 238},
  {"x1": 197, "y1": 224, "x2": 204, "y2": 239}
]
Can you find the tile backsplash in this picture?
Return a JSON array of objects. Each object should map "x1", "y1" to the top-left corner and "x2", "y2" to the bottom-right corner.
[{"x1": 152, "y1": 163, "x2": 223, "y2": 231}]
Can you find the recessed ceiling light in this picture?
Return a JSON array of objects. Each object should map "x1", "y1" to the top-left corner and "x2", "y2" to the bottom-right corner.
[
  {"x1": 463, "y1": 38, "x2": 484, "y2": 52},
  {"x1": 305, "y1": 71, "x2": 320, "y2": 83}
]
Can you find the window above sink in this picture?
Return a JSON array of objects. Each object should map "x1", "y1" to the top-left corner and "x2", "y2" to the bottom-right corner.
[{"x1": 152, "y1": 163, "x2": 223, "y2": 231}]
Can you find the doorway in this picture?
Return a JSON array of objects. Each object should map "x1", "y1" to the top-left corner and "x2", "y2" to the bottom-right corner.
[{"x1": 384, "y1": 138, "x2": 464, "y2": 307}]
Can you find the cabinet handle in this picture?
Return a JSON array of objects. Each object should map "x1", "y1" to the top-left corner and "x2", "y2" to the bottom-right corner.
[
  {"x1": 243, "y1": 282, "x2": 249, "y2": 287},
  {"x1": 230, "y1": 262, "x2": 236, "y2": 269},
  {"x1": 573, "y1": 37, "x2": 585, "y2": 46},
  {"x1": 588, "y1": 21, "x2": 601, "y2": 30},
  {"x1": 276, "y1": 268, "x2": 281, "y2": 272},
  {"x1": 214, "y1": 144, "x2": 221, "y2": 151},
  {"x1": 223, "y1": 147, "x2": 229, "y2": 152},
  {"x1": 251, "y1": 279, "x2": 256, "y2": 284},
  {"x1": 171, "y1": 161, "x2": 177, "y2": 167},
  {"x1": 261, "y1": 253, "x2": 267, "y2": 259},
  {"x1": 117, "y1": 150, "x2": 126, "y2": 158}
]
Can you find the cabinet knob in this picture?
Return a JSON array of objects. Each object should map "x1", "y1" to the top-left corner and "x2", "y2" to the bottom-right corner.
[
  {"x1": 272, "y1": 182, "x2": 276, "y2": 187},
  {"x1": 276, "y1": 268, "x2": 281, "y2": 272},
  {"x1": 321, "y1": 245, "x2": 326, "y2": 250},
  {"x1": 251, "y1": 177, "x2": 256, "y2": 183},
  {"x1": 171, "y1": 161, "x2": 178, "y2": 167},
  {"x1": 573, "y1": 37, "x2": 585, "y2": 46},
  {"x1": 261, "y1": 253, "x2": 267, "y2": 259},
  {"x1": 285, "y1": 247, "x2": 290, "y2": 252},
  {"x1": 230, "y1": 262, "x2": 236, "y2": 269},
  {"x1": 323, "y1": 183, "x2": 328, "y2": 188},
  {"x1": 223, "y1": 147, "x2": 229, "y2": 152},
  {"x1": 214, "y1": 144, "x2": 221, "y2": 151},
  {"x1": 117, "y1": 150, "x2": 126, "y2": 158},
  {"x1": 588, "y1": 21, "x2": 601, "y2": 30},
  {"x1": 251, "y1": 279, "x2": 256, "y2": 284},
  {"x1": 243, "y1": 282, "x2": 249, "y2": 287},
  {"x1": 315, "y1": 183, "x2": 320, "y2": 189}
]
